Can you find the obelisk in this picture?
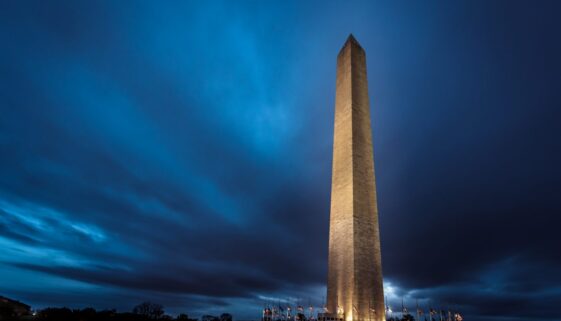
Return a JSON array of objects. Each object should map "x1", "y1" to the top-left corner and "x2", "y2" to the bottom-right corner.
[{"x1": 326, "y1": 35, "x2": 385, "y2": 321}]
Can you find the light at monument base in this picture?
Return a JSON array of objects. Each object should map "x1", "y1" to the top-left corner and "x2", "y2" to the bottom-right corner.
[{"x1": 383, "y1": 283, "x2": 396, "y2": 297}]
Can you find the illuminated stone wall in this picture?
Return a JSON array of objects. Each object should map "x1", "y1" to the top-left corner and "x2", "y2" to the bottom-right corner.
[{"x1": 326, "y1": 35, "x2": 385, "y2": 321}]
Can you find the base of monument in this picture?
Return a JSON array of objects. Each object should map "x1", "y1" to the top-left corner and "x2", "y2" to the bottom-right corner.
[{"x1": 317, "y1": 313, "x2": 344, "y2": 321}]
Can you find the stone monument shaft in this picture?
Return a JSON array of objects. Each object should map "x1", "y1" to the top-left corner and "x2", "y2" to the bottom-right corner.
[{"x1": 326, "y1": 35, "x2": 385, "y2": 321}]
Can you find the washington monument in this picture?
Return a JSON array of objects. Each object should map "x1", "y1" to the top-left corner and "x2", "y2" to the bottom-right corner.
[{"x1": 325, "y1": 35, "x2": 385, "y2": 321}]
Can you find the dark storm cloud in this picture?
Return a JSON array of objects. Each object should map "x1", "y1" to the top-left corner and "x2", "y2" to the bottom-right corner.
[{"x1": 1, "y1": 1, "x2": 560, "y2": 320}]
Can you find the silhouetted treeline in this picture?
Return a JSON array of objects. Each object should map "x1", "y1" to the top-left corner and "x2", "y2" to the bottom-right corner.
[
  {"x1": 0, "y1": 301, "x2": 227, "y2": 321},
  {"x1": 202, "y1": 313, "x2": 232, "y2": 321}
]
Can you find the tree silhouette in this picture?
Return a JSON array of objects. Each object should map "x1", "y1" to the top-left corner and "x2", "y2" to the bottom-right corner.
[
  {"x1": 133, "y1": 302, "x2": 165, "y2": 319},
  {"x1": 220, "y1": 313, "x2": 232, "y2": 321}
]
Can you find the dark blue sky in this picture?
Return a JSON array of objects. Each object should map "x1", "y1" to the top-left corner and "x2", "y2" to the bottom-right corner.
[{"x1": 1, "y1": 1, "x2": 561, "y2": 320}]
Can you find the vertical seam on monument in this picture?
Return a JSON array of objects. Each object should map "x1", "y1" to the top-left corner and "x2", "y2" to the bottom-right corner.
[{"x1": 349, "y1": 39, "x2": 356, "y2": 321}]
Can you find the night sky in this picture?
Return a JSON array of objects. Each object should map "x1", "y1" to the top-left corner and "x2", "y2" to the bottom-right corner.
[{"x1": 1, "y1": 1, "x2": 561, "y2": 321}]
